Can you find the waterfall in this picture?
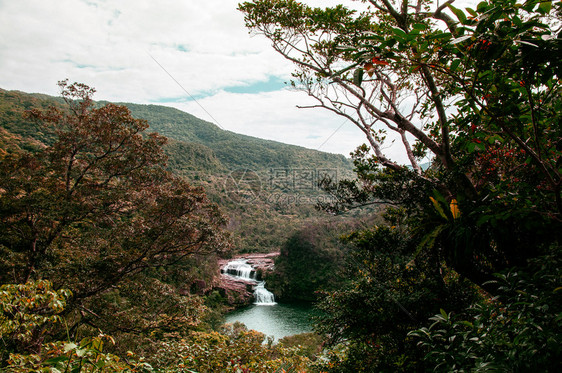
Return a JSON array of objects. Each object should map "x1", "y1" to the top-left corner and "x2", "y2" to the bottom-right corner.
[
  {"x1": 222, "y1": 258, "x2": 276, "y2": 306},
  {"x1": 254, "y1": 282, "x2": 276, "y2": 305},
  {"x1": 222, "y1": 259, "x2": 255, "y2": 280}
]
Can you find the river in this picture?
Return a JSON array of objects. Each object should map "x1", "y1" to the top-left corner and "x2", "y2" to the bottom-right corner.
[
  {"x1": 221, "y1": 258, "x2": 316, "y2": 341},
  {"x1": 224, "y1": 301, "x2": 316, "y2": 341}
]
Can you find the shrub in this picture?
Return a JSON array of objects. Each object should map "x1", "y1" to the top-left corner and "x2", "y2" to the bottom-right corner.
[
  {"x1": 151, "y1": 322, "x2": 313, "y2": 372},
  {"x1": 410, "y1": 249, "x2": 562, "y2": 372}
]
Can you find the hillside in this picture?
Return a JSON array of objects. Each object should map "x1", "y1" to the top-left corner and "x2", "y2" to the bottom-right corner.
[
  {"x1": 123, "y1": 102, "x2": 351, "y2": 171},
  {"x1": 0, "y1": 89, "x2": 351, "y2": 171},
  {"x1": 0, "y1": 88, "x2": 354, "y2": 253}
]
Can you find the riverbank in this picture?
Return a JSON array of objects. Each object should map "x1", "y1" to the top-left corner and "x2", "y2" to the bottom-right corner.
[
  {"x1": 224, "y1": 301, "x2": 317, "y2": 341},
  {"x1": 216, "y1": 253, "x2": 279, "y2": 307}
]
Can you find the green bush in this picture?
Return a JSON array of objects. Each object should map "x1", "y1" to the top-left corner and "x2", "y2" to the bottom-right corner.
[
  {"x1": 313, "y1": 225, "x2": 477, "y2": 371},
  {"x1": 410, "y1": 249, "x2": 562, "y2": 372},
  {"x1": 1, "y1": 280, "x2": 152, "y2": 372}
]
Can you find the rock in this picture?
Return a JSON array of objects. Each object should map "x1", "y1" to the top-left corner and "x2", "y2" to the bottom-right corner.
[
  {"x1": 218, "y1": 252, "x2": 279, "y2": 274},
  {"x1": 215, "y1": 274, "x2": 255, "y2": 306},
  {"x1": 215, "y1": 252, "x2": 279, "y2": 306},
  {"x1": 245, "y1": 252, "x2": 278, "y2": 274}
]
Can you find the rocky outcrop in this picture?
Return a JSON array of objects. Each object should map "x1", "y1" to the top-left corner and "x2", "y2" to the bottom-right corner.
[
  {"x1": 216, "y1": 274, "x2": 255, "y2": 306},
  {"x1": 215, "y1": 252, "x2": 279, "y2": 306},
  {"x1": 218, "y1": 252, "x2": 278, "y2": 277},
  {"x1": 245, "y1": 252, "x2": 278, "y2": 275}
]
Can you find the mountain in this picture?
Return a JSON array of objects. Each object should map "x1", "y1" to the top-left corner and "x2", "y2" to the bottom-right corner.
[
  {"x1": 0, "y1": 88, "x2": 350, "y2": 171},
  {"x1": 122, "y1": 102, "x2": 351, "y2": 171},
  {"x1": 0, "y1": 88, "x2": 355, "y2": 253}
]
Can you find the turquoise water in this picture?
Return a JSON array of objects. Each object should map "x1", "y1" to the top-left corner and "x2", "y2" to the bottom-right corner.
[{"x1": 224, "y1": 302, "x2": 316, "y2": 341}]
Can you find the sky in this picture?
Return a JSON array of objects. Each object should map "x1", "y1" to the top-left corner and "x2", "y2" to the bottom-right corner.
[{"x1": 0, "y1": 0, "x2": 407, "y2": 161}]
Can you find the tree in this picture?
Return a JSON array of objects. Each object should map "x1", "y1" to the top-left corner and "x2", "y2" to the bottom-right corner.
[
  {"x1": 0, "y1": 81, "x2": 230, "y2": 349},
  {"x1": 239, "y1": 0, "x2": 562, "y2": 287},
  {"x1": 240, "y1": 1, "x2": 561, "y2": 369},
  {"x1": 267, "y1": 218, "x2": 360, "y2": 301},
  {"x1": 311, "y1": 222, "x2": 477, "y2": 371}
]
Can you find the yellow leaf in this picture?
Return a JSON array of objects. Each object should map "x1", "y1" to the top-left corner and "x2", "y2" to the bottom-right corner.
[
  {"x1": 430, "y1": 197, "x2": 446, "y2": 219},
  {"x1": 450, "y1": 199, "x2": 461, "y2": 219}
]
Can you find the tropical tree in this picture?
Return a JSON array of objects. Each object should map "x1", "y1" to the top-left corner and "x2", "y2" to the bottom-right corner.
[
  {"x1": 240, "y1": 1, "x2": 561, "y2": 369},
  {"x1": 0, "y1": 81, "x2": 230, "y2": 352},
  {"x1": 239, "y1": 0, "x2": 562, "y2": 287}
]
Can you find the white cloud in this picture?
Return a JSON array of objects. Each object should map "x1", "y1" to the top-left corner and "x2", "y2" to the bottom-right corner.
[
  {"x1": 171, "y1": 89, "x2": 411, "y2": 163},
  {"x1": 0, "y1": 0, "x2": 411, "y2": 162}
]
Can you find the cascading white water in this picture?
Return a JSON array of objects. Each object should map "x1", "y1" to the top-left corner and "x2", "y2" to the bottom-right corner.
[
  {"x1": 254, "y1": 282, "x2": 276, "y2": 305},
  {"x1": 222, "y1": 259, "x2": 255, "y2": 280},
  {"x1": 222, "y1": 258, "x2": 276, "y2": 305}
]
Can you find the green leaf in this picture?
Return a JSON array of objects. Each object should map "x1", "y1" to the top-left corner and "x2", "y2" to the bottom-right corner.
[
  {"x1": 94, "y1": 360, "x2": 107, "y2": 369},
  {"x1": 538, "y1": 1, "x2": 552, "y2": 14},
  {"x1": 409, "y1": 28, "x2": 421, "y2": 36},
  {"x1": 418, "y1": 224, "x2": 446, "y2": 250},
  {"x1": 447, "y1": 4, "x2": 467, "y2": 25},
  {"x1": 90, "y1": 338, "x2": 103, "y2": 352},
  {"x1": 432, "y1": 189, "x2": 448, "y2": 206},
  {"x1": 430, "y1": 197, "x2": 447, "y2": 219},
  {"x1": 477, "y1": 1, "x2": 489, "y2": 12},
  {"x1": 392, "y1": 27, "x2": 407, "y2": 40},
  {"x1": 43, "y1": 356, "x2": 70, "y2": 365},
  {"x1": 412, "y1": 23, "x2": 428, "y2": 31},
  {"x1": 466, "y1": 7, "x2": 477, "y2": 17}
]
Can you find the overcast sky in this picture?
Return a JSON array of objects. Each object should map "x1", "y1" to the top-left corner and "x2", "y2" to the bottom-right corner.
[{"x1": 0, "y1": 0, "x2": 419, "y2": 161}]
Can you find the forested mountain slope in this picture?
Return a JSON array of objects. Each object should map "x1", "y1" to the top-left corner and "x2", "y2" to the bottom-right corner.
[
  {"x1": 0, "y1": 88, "x2": 354, "y2": 253},
  {"x1": 0, "y1": 89, "x2": 350, "y2": 172},
  {"x1": 123, "y1": 102, "x2": 351, "y2": 171}
]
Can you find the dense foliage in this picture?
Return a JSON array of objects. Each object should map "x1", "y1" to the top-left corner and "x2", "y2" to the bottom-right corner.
[
  {"x1": 1, "y1": 282, "x2": 316, "y2": 372},
  {"x1": 0, "y1": 81, "x2": 343, "y2": 372},
  {"x1": 0, "y1": 88, "x2": 354, "y2": 255},
  {"x1": 240, "y1": 0, "x2": 562, "y2": 370},
  {"x1": 312, "y1": 222, "x2": 477, "y2": 371},
  {"x1": 1, "y1": 280, "x2": 153, "y2": 372},
  {"x1": 124, "y1": 103, "x2": 352, "y2": 172},
  {"x1": 267, "y1": 216, "x2": 374, "y2": 301},
  {"x1": 410, "y1": 249, "x2": 562, "y2": 371},
  {"x1": 124, "y1": 102, "x2": 354, "y2": 255},
  {"x1": 0, "y1": 81, "x2": 231, "y2": 367},
  {"x1": 2, "y1": 0, "x2": 561, "y2": 370},
  {"x1": 240, "y1": 0, "x2": 561, "y2": 282}
]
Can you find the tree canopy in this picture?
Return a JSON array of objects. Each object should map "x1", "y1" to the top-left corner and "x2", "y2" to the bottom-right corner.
[
  {"x1": 0, "y1": 81, "x2": 230, "y2": 355},
  {"x1": 240, "y1": 0, "x2": 562, "y2": 370},
  {"x1": 240, "y1": 0, "x2": 562, "y2": 286}
]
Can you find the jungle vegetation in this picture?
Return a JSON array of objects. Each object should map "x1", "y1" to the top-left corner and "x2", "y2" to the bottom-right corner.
[{"x1": 1, "y1": 0, "x2": 561, "y2": 371}]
